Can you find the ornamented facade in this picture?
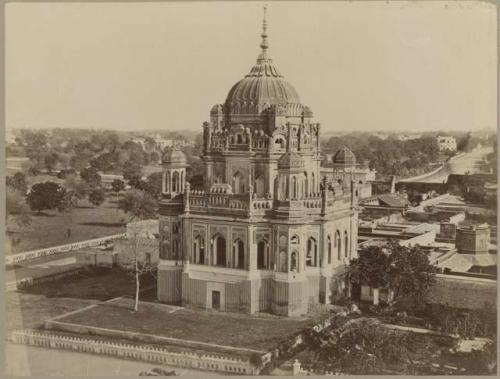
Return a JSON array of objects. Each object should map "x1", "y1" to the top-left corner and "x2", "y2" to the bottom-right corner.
[{"x1": 157, "y1": 9, "x2": 358, "y2": 316}]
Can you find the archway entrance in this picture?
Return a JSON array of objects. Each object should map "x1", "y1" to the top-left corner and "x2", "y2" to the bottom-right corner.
[{"x1": 215, "y1": 236, "x2": 226, "y2": 267}]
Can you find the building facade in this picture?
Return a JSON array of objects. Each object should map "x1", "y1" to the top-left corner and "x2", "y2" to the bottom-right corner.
[
  {"x1": 437, "y1": 135, "x2": 457, "y2": 152},
  {"x1": 157, "y1": 11, "x2": 358, "y2": 316}
]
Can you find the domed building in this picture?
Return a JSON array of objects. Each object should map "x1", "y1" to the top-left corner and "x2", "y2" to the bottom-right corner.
[
  {"x1": 158, "y1": 8, "x2": 358, "y2": 316},
  {"x1": 320, "y1": 146, "x2": 376, "y2": 200}
]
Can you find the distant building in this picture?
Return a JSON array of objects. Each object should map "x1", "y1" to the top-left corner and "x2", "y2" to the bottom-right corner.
[
  {"x1": 456, "y1": 223, "x2": 490, "y2": 255},
  {"x1": 359, "y1": 193, "x2": 410, "y2": 211},
  {"x1": 437, "y1": 135, "x2": 457, "y2": 152},
  {"x1": 321, "y1": 147, "x2": 375, "y2": 199}
]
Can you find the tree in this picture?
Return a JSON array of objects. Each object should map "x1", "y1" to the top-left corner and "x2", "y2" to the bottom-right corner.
[
  {"x1": 90, "y1": 152, "x2": 118, "y2": 172},
  {"x1": 348, "y1": 242, "x2": 436, "y2": 309},
  {"x1": 111, "y1": 178, "x2": 125, "y2": 201},
  {"x1": 64, "y1": 174, "x2": 89, "y2": 206},
  {"x1": 122, "y1": 160, "x2": 143, "y2": 184},
  {"x1": 27, "y1": 181, "x2": 66, "y2": 214},
  {"x1": 117, "y1": 189, "x2": 157, "y2": 311},
  {"x1": 88, "y1": 188, "x2": 105, "y2": 207},
  {"x1": 6, "y1": 172, "x2": 28, "y2": 194},
  {"x1": 386, "y1": 242, "x2": 436, "y2": 310},
  {"x1": 150, "y1": 151, "x2": 160, "y2": 164},
  {"x1": 6, "y1": 187, "x2": 31, "y2": 229},
  {"x1": 348, "y1": 246, "x2": 391, "y2": 304},
  {"x1": 80, "y1": 167, "x2": 102, "y2": 188},
  {"x1": 140, "y1": 172, "x2": 163, "y2": 199},
  {"x1": 44, "y1": 152, "x2": 60, "y2": 172}
]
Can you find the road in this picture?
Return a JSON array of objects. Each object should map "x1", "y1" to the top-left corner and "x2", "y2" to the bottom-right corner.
[
  {"x1": 4, "y1": 342, "x2": 223, "y2": 376},
  {"x1": 411, "y1": 146, "x2": 493, "y2": 183}
]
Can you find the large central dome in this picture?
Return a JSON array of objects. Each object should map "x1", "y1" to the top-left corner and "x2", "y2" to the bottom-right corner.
[{"x1": 224, "y1": 8, "x2": 301, "y2": 114}]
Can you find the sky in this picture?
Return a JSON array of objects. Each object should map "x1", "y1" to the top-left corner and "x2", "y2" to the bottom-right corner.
[{"x1": 5, "y1": 1, "x2": 497, "y2": 133}]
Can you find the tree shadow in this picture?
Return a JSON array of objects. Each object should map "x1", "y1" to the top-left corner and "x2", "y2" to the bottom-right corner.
[
  {"x1": 79, "y1": 222, "x2": 125, "y2": 228},
  {"x1": 32, "y1": 211, "x2": 56, "y2": 217}
]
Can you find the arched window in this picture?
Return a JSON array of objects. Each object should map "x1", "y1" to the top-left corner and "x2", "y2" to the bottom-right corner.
[
  {"x1": 290, "y1": 235, "x2": 300, "y2": 245},
  {"x1": 306, "y1": 237, "x2": 317, "y2": 267},
  {"x1": 344, "y1": 231, "x2": 349, "y2": 258},
  {"x1": 257, "y1": 240, "x2": 268, "y2": 269},
  {"x1": 232, "y1": 171, "x2": 244, "y2": 194},
  {"x1": 336, "y1": 231, "x2": 341, "y2": 260},
  {"x1": 172, "y1": 171, "x2": 180, "y2": 193},
  {"x1": 164, "y1": 171, "x2": 170, "y2": 193},
  {"x1": 327, "y1": 236, "x2": 332, "y2": 264},
  {"x1": 213, "y1": 235, "x2": 226, "y2": 267},
  {"x1": 254, "y1": 175, "x2": 265, "y2": 197},
  {"x1": 311, "y1": 172, "x2": 315, "y2": 194},
  {"x1": 291, "y1": 176, "x2": 297, "y2": 199},
  {"x1": 291, "y1": 251, "x2": 298, "y2": 272},
  {"x1": 303, "y1": 172, "x2": 308, "y2": 197},
  {"x1": 279, "y1": 251, "x2": 287, "y2": 272},
  {"x1": 233, "y1": 238, "x2": 245, "y2": 269}
]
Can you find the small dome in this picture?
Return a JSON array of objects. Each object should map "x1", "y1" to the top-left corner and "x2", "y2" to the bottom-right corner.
[
  {"x1": 333, "y1": 146, "x2": 356, "y2": 166},
  {"x1": 162, "y1": 149, "x2": 187, "y2": 166},
  {"x1": 278, "y1": 151, "x2": 305, "y2": 170}
]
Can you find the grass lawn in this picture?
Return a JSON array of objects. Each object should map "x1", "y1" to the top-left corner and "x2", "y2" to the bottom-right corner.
[
  {"x1": 53, "y1": 297, "x2": 315, "y2": 353},
  {"x1": 6, "y1": 197, "x2": 129, "y2": 254},
  {"x1": 7, "y1": 268, "x2": 155, "y2": 331},
  {"x1": 142, "y1": 164, "x2": 162, "y2": 177}
]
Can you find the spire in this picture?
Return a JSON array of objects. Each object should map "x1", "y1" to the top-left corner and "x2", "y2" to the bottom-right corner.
[{"x1": 258, "y1": 5, "x2": 269, "y2": 61}]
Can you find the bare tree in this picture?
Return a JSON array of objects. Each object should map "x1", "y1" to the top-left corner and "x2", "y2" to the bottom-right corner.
[{"x1": 118, "y1": 189, "x2": 158, "y2": 312}]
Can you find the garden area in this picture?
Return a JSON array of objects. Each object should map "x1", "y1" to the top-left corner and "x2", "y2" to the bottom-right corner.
[
  {"x1": 6, "y1": 267, "x2": 156, "y2": 331},
  {"x1": 49, "y1": 297, "x2": 317, "y2": 355}
]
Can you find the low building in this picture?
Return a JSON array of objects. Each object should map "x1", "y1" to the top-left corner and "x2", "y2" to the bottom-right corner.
[
  {"x1": 76, "y1": 248, "x2": 117, "y2": 268},
  {"x1": 113, "y1": 219, "x2": 160, "y2": 268}
]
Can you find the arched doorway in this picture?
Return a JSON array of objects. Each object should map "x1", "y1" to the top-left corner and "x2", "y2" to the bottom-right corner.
[
  {"x1": 257, "y1": 240, "x2": 267, "y2": 269},
  {"x1": 193, "y1": 235, "x2": 205, "y2": 264},
  {"x1": 214, "y1": 235, "x2": 226, "y2": 267}
]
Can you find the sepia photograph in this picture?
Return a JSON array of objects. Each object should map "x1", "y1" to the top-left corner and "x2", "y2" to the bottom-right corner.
[{"x1": 3, "y1": 0, "x2": 498, "y2": 376}]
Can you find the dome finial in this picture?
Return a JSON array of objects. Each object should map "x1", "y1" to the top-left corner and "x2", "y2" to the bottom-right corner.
[{"x1": 260, "y1": 4, "x2": 269, "y2": 57}]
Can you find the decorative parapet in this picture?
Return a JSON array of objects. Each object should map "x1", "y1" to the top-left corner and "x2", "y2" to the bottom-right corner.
[
  {"x1": 5, "y1": 233, "x2": 126, "y2": 266},
  {"x1": 9, "y1": 329, "x2": 259, "y2": 375}
]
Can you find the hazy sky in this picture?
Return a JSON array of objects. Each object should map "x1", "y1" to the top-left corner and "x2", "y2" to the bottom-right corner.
[{"x1": 6, "y1": 1, "x2": 497, "y2": 133}]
